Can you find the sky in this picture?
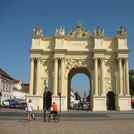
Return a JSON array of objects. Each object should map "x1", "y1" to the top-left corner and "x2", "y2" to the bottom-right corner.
[{"x1": 0, "y1": 0, "x2": 134, "y2": 98}]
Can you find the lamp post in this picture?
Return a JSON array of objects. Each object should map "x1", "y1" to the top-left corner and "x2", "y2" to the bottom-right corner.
[
  {"x1": 59, "y1": 92, "x2": 61, "y2": 112},
  {"x1": 44, "y1": 80, "x2": 47, "y2": 122}
]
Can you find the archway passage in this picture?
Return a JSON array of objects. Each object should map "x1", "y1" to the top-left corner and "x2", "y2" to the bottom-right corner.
[
  {"x1": 106, "y1": 91, "x2": 115, "y2": 110},
  {"x1": 68, "y1": 67, "x2": 91, "y2": 110},
  {"x1": 43, "y1": 91, "x2": 52, "y2": 110}
]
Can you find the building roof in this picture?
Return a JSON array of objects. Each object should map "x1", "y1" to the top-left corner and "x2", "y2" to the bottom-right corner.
[
  {"x1": 22, "y1": 85, "x2": 29, "y2": 92},
  {"x1": 13, "y1": 79, "x2": 20, "y2": 83},
  {"x1": 0, "y1": 68, "x2": 13, "y2": 80}
]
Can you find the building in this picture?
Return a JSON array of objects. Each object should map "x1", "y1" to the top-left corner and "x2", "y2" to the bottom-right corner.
[
  {"x1": 13, "y1": 79, "x2": 22, "y2": 90},
  {"x1": 0, "y1": 68, "x2": 14, "y2": 105},
  {"x1": 28, "y1": 22, "x2": 131, "y2": 111},
  {"x1": 70, "y1": 89, "x2": 75, "y2": 101},
  {"x1": 13, "y1": 83, "x2": 29, "y2": 99},
  {"x1": 0, "y1": 68, "x2": 29, "y2": 105}
]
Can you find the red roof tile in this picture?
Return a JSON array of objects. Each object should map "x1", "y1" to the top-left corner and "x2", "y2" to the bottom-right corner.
[
  {"x1": 22, "y1": 86, "x2": 29, "y2": 92},
  {"x1": 0, "y1": 68, "x2": 13, "y2": 80},
  {"x1": 13, "y1": 79, "x2": 20, "y2": 83}
]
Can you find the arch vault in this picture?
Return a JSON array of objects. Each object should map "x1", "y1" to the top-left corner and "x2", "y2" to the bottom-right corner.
[{"x1": 28, "y1": 22, "x2": 131, "y2": 111}]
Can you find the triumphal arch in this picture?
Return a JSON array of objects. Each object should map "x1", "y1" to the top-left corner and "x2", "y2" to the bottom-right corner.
[{"x1": 28, "y1": 22, "x2": 131, "y2": 111}]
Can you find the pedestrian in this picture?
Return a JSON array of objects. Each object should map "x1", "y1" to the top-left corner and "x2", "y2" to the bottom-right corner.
[{"x1": 27, "y1": 99, "x2": 33, "y2": 121}]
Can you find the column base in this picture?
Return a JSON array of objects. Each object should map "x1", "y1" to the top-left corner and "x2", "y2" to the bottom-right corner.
[
  {"x1": 52, "y1": 95, "x2": 67, "y2": 111},
  {"x1": 118, "y1": 95, "x2": 132, "y2": 111},
  {"x1": 92, "y1": 95, "x2": 107, "y2": 111}
]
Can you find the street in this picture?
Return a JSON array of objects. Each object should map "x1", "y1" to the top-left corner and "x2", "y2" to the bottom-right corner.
[{"x1": 0, "y1": 108, "x2": 134, "y2": 122}]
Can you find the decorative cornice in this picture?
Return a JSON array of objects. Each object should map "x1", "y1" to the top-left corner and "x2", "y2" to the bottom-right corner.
[
  {"x1": 115, "y1": 49, "x2": 130, "y2": 53},
  {"x1": 54, "y1": 49, "x2": 67, "y2": 52},
  {"x1": 93, "y1": 49, "x2": 107, "y2": 53},
  {"x1": 66, "y1": 50, "x2": 92, "y2": 54},
  {"x1": 28, "y1": 49, "x2": 45, "y2": 54}
]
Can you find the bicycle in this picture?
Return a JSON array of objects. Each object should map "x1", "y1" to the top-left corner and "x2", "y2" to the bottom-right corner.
[{"x1": 48, "y1": 110, "x2": 60, "y2": 123}]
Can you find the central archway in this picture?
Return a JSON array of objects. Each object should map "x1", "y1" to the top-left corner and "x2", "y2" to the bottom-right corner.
[{"x1": 67, "y1": 67, "x2": 92, "y2": 110}]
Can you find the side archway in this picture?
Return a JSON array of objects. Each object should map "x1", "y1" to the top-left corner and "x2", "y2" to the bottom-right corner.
[
  {"x1": 106, "y1": 91, "x2": 115, "y2": 110},
  {"x1": 43, "y1": 91, "x2": 52, "y2": 110}
]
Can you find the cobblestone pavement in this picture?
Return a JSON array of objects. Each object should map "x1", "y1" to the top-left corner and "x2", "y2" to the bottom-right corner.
[
  {"x1": 0, "y1": 120, "x2": 134, "y2": 134},
  {"x1": 0, "y1": 108, "x2": 134, "y2": 134}
]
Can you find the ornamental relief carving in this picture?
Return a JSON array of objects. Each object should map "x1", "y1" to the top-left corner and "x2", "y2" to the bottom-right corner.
[
  {"x1": 42, "y1": 59, "x2": 54, "y2": 77},
  {"x1": 105, "y1": 60, "x2": 117, "y2": 77},
  {"x1": 105, "y1": 77, "x2": 116, "y2": 93},
  {"x1": 65, "y1": 58, "x2": 93, "y2": 76}
]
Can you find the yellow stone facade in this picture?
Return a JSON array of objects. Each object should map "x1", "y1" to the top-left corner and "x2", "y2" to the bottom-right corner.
[{"x1": 28, "y1": 22, "x2": 131, "y2": 111}]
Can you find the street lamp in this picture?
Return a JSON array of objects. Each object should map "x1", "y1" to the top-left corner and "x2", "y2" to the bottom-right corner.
[{"x1": 44, "y1": 80, "x2": 47, "y2": 122}]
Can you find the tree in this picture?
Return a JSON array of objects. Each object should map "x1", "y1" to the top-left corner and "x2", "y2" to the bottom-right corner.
[
  {"x1": 129, "y1": 70, "x2": 134, "y2": 95},
  {"x1": 74, "y1": 91, "x2": 81, "y2": 101}
]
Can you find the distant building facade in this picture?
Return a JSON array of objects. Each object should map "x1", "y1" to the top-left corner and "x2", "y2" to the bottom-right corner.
[
  {"x1": 13, "y1": 83, "x2": 29, "y2": 99},
  {"x1": 0, "y1": 68, "x2": 14, "y2": 105},
  {"x1": 70, "y1": 89, "x2": 76, "y2": 101},
  {"x1": 0, "y1": 68, "x2": 29, "y2": 105}
]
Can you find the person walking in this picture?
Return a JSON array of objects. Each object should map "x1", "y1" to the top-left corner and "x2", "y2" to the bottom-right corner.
[{"x1": 27, "y1": 99, "x2": 33, "y2": 121}]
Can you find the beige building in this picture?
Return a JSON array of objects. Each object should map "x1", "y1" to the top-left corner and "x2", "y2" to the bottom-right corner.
[{"x1": 28, "y1": 22, "x2": 131, "y2": 111}]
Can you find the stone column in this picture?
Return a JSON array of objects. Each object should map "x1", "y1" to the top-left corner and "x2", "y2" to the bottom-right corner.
[
  {"x1": 36, "y1": 57, "x2": 41, "y2": 96},
  {"x1": 29, "y1": 57, "x2": 35, "y2": 95},
  {"x1": 125, "y1": 58, "x2": 129, "y2": 95},
  {"x1": 118, "y1": 58, "x2": 123, "y2": 95},
  {"x1": 61, "y1": 57, "x2": 65, "y2": 96},
  {"x1": 94, "y1": 58, "x2": 98, "y2": 96},
  {"x1": 101, "y1": 58, "x2": 105, "y2": 96},
  {"x1": 53, "y1": 58, "x2": 58, "y2": 95}
]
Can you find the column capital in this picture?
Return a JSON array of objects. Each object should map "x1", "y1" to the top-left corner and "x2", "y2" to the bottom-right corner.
[
  {"x1": 53, "y1": 57, "x2": 59, "y2": 62},
  {"x1": 36, "y1": 57, "x2": 41, "y2": 61},
  {"x1": 124, "y1": 57, "x2": 129, "y2": 63},
  {"x1": 100, "y1": 57, "x2": 105, "y2": 62},
  {"x1": 117, "y1": 57, "x2": 123, "y2": 63},
  {"x1": 61, "y1": 57, "x2": 65, "y2": 62},
  {"x1": 29, "y1": 57, "x2": 35, "y2": 61},
  {"x1": 93, "y1": 57, "x2": 99, "y2": 60},
  {"x1": 117, "y1": 57, "x2": 123, "y2": 60},
  {"x1": 93, "y1": 57, "x2": 99, "y2": 63}
]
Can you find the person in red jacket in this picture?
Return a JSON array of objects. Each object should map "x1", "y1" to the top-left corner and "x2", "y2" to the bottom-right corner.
[{"x1": 49, "y1": 102, "x2": 58, "y2": 119}]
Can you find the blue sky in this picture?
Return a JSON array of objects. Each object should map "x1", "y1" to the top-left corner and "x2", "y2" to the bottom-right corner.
[{"x1": 0, "y1": 0, "x2": 134, "y2": 97}]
